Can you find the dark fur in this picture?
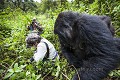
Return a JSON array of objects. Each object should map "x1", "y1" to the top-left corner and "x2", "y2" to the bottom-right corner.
[
  {"x1": 54, "y1": 11, "x2": 120, "y2": 80},
  {"x1": 98, "y1": 15, "x2": 115, "y2": 36}
]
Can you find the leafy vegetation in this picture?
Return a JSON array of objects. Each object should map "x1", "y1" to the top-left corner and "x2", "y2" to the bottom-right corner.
[{"x1": 0, "y1": 0, "x2": 120, "y2": 80}]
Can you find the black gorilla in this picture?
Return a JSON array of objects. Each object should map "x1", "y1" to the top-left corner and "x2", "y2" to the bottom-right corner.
[{"x1": 54, "y1": 11, "x2": 120, "y2": 80}]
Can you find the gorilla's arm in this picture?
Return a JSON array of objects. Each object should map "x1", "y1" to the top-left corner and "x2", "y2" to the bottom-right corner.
[
  {"x1": 61, "y1": 44, "x2": 83, "y2": 68},
  {"x1": 73, "y1": 56, "x2": 118, "y2": 80}
]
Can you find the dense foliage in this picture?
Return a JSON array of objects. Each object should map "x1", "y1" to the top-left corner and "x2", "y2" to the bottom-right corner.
[{"x1": 0, "y1": 0, "x2": 120, "y2": 80}]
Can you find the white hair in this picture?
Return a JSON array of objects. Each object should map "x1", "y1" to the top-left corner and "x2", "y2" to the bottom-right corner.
[{"x1": 25, "y1": 33, "x2": 41, "y2": 44}]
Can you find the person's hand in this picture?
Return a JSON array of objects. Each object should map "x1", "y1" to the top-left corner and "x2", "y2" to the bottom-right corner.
[{"x1": 30, "y1": 57, "x2": 34, "y2": 62}]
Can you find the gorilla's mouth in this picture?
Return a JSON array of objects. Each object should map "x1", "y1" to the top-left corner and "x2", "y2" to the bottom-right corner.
[
  {"x1": 54, "y1": 28, "x2": 72, "y2": 46},
  {"x1": 57, "y1": 31, "x2": 72, "y2": 46},
  {"x1": 58, "y1": 32, "x2": 67, "y2": 40}
]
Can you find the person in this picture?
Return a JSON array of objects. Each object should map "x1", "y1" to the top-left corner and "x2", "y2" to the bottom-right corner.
[
  {"x1": 27, "y1": 18, "x2": 44, "y2": 35},
  {"x1": 25, "y1": 33, "x2": 59, "y2": 62}
]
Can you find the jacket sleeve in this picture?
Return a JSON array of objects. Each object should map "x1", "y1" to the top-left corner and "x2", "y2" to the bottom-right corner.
[{"x1": 33, "y1": 43, "x2": 47, "y2": 62}]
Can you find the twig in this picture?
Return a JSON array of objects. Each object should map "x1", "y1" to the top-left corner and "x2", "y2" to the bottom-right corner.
[
  {"x1": 0, "y1": 63, "x2": 8, "y2": 70},
  {"x1": 42, "y1": 70, "x2": 52, "y2": 79},
  {"x1": 71, "y1": 65, "x2": 80, "y2": 80},
  {"x1": 0, "y1": 63, "x2": 9, "y2": 80},
  {"x1": 61, "y1": 72, "x2": 70, "y2": 80},
  {"x1": 3, "y1": 56, "x2": 23, "y2": 78},
  {"x1": 1, "y1": 61, "x2": 10, "y2": 67},
  {"x1": 10, "y1": 56, "x2": 23, "y2": 68}
]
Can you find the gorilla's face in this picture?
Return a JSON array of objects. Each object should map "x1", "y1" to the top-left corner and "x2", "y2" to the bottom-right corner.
[
  {"x1": 54, "y1": 18, "x2": 73, "y2": 44},
  {"x1": 54, "y1": 12, "x2": 78, "y2": 46},
  {"x1": 54, "y1": 11, "x2": 80, "y2": 44}
]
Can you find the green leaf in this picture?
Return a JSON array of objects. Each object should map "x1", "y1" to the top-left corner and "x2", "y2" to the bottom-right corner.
[
  {"x1": 55, "y1": 66, "x2": 60, "y2": 77},
  {"x1": 8, "y1": 69, "x2": 14, "y2": 73},
  {"x1": 4, "y1": 72, "x2": 14, "y2": 79},
  {"x1": 36, "y1": 74, "x2": 41, "y2": 80},
  {"x1": 26, "y1": 71, "x2": 30, "y2": 76},
  {"x1": 109, "y1": 72, "x2": 114, "y2": 76},
  {"x1": 20, "y1": 64, "x2": 27, "y2": 69},
  {"x1": 14, "y1": 63, "x2": 18, "y2": 69},
  {"x1": 118, "y1": 70, "x2": 120, "y2": 73},
  {"x1": 14, "y1": 68, "x2": 23, "y2": 72},
  {"x1": 32, "y1": 73, "x2": 35, "y2": 79}
]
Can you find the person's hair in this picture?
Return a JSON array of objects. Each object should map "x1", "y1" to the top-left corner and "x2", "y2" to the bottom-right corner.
[{"x1": 26, "y1": 33, "x2": 41, "y2": 47}]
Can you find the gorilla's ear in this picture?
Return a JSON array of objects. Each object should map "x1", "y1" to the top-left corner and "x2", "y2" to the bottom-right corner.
[
  {"x1": 99, "y1": 15, "x2": 111, "y2": 26},
  {"x1": 99, "y1": 16, "x2": 115, "y2": 36},
  {"x1": 73, "y1": 18, "x2": 94, "y2": 46}
]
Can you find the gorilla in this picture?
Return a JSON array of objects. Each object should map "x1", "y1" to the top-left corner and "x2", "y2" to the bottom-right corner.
[{"x1": 54, "y1": 11, "x2": 120, "y2": 80}]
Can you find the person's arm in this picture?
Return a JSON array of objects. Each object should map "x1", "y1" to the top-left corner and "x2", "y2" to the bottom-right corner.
[
  {"x1": 35, "y1": 23, "x2": 43, "y2": 32},
  {"x1": 33, "y1": 43, "x2": 47, "y2": 62}
]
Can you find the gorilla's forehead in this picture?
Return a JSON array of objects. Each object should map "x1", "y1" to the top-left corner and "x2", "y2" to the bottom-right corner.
[
  {"x1": 55, "y1": 15, "x2": 76, "y2": 27},
  {"x1": 54, "y1": 18, "x2": 63, "y2": 27},
  {"x1": 57, "y1": 11, "x2": 79, "y2": 21}
]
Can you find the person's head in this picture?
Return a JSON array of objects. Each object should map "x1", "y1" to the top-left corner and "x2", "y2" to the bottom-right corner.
[
  {"x1": 32, "y1": 17, "x2": 37, "y2": 22},
  {"x1": 32, "y1": 18, "x2": 40, "y2": 28},
  {"x1": 26, "y1": 33, "x2": 41, "y2": 48}
]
